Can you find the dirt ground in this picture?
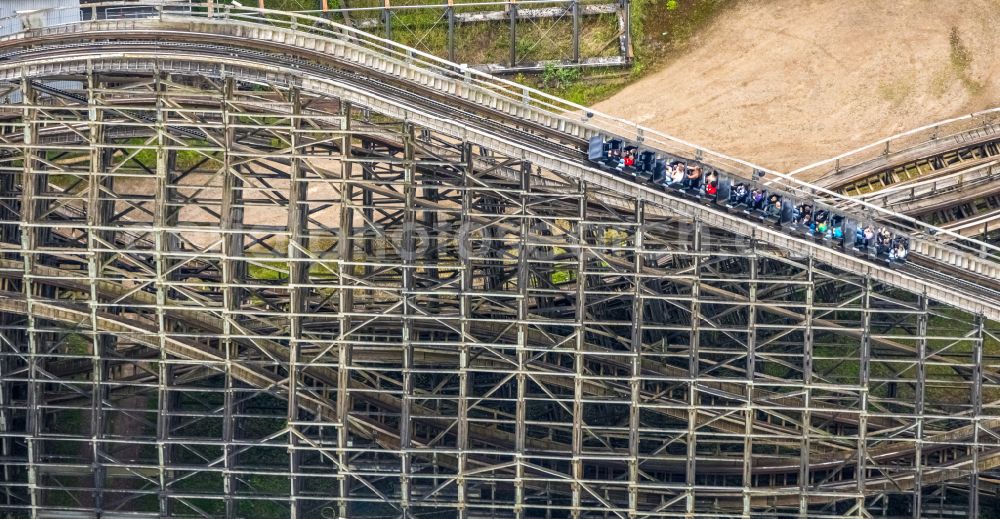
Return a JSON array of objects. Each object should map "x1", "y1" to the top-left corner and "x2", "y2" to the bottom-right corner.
[{"x1": 594, "y1": 0, "x2": 1000, "y2": 174}]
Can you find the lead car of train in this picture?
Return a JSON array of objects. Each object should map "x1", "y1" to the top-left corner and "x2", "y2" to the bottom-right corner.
[{"x1": 587, "y1": 135, "x2": 911, "y2": 263}]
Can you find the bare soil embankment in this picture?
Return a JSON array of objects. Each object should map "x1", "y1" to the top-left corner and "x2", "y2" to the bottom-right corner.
[{"x1": 595, "y1": 0, "x2": 1000, "y2": 174}]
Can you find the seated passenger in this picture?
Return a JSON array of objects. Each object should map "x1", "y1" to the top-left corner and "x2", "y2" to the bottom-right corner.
[
  {"x1": 832, "y1": 225, "x2": 844, "y2": 240},
  {"x1": 765, "y1": 195, "x2": 781, "y2": 217},
  {"x1": 670, "y1": 162, "x2": 686, "y2": 185},
  {"x1": 863, "y1": 226, "x2": 875, "y2": 247},
  {"x1": 730, "y1": 183, "x2": 749, "y2": 206},
  {"x1": 817, "y1": 221, "x2": 829, "y2": 237},
  {"x1": 829, "y1": 216, "x2": 843, "y2": 236},
  {"x1": 896, "y1": 242, "x2": 908, "y2": 261},
  {"x1": 607, "y1": 147, "x2": 621, "y2": 164},
  {"x1": 876, "y1": 228, "x2": 890, "y2": 254},
  {"x1": 684, "y1": 165, "x2": 703, "y2": 189},
  {"x1": 795, "y1": 204, "x2": 813, "y2": 224},
  {"x1": 624, "y1": 150, "x2": 636, "y2": 168},
  {"x1": 749, "y1": 189, "x2": 766, "y2": 210},
  {"x1": 705, "y1": 180, "x2": 718, "y2": 197}
]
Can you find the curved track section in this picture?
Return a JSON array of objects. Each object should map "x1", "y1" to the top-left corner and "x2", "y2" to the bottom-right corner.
[
  {"x1": 797, "y1": 109, "x2": 1000, "y2": 240},
  {"x1": 2, "y1": 10, "x2": 998, "y2": 318},
  {"x1": 0, "y1": 3, "x2": 997, "y2": 518}
]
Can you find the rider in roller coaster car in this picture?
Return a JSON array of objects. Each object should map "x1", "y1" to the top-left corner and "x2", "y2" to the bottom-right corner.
[
  {"x1": 875, "y1": 227, "x2": 890, "y2": 254},
  {"x1": 749, "y1": 189, "x2": 766, "y2": 211},
  {"x1": 703, "y1": 170, "x2": 718, "y2": 196},
  {"x1": 812, "y1": 210, "x2": 828, "y2": 236},
  {"x1": 729, "y1": 183, "x2": 749, "y2": 206},
  {"x1": 765, "y1": 194, "x2": 781, "y2": 218},
  {"x1": 861, "y1": 226, "x2": 876, "y2": 248},
  {"x1": 794, "y1": 203, "x2": 812, "y2": 224},
  {"x1": 889, "y1": 238, "x2": 908, "y2": 261},
  {"x1": 670, "y1": 161, "x2": 686, "y2": 186},
  {"x1": 684, "y1": 164, "x2": 703, "y2": 190},
  {"x1": 623, "y1": 149, "x2": 636, "y2": 168},
  {"x1": 830, "y1": 215, "x2": 844, "y2": 241},
  {"x1": 588, "y1": 135, "x2": 912, "y2": 263}
]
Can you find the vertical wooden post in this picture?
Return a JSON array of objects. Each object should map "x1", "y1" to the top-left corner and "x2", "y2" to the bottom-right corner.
[
  {"x1": 572, "y1": 0, "x2": 580, "y2": 63},
  {"x1": 970, "y1": 314, "x2": 985, "y2": 518},
  {"x1": 622, "y1": 0, "x2": 633, "y2": 61},
  {"x1": 448, "y1": 0, "x2": 456, "y2": 62},
  {"x1": 383, "y1": 0, "x2": 393, "y2": 39},
  {"x1": 912, "y1": 296, "x2": 928, "y2": 518},
  {"x1": 336, "y1": 101, "x2": 355, "y2": 519},
  {"x1": 509, "y1": 0, "x2": 517, "y2": 67}
]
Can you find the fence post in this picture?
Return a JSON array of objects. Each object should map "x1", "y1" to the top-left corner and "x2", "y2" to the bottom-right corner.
[
  {"x1": 572, "y1": 0, "x2": 580, "y2": 63},
  {"x1": 383, "y1": 0, "x2": 393, "y2": 39},
  {"x1": 508, "y1": 0, "x2": 517, "y2": 67},
  {"x1": 448, "y1": 0, "x2": 456, "y2": 62},
  {"x1": 622, "y1": 0, "x2": 632, "y2": 61}
]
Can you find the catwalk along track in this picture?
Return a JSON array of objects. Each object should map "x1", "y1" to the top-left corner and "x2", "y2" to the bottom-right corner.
[{"x1": 0, "y1": 3, "x2": 999, "y2": 519}]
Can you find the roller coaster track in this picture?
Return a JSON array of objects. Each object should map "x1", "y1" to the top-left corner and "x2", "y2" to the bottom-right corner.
[
  {"x1": 1, "y1": 10, "x2": 998, "y2": 318},
  {"x1": 795, "y1": 109, "x2": 1000, "y2": 239},
  {"x1": 0, "y1": 3, "x2": 998, "y2": 517}
]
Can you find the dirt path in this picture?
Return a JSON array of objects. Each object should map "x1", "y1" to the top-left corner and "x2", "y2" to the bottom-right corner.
[{"x1": 594, "y1": 0, "x2": 1000, "y2": 176}]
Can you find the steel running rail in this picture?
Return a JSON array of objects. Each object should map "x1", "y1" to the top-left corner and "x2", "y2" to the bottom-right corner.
[
  {"x1": 4, "y1": 1, "x2": 998, "y2": 272},
  {"x1": 1, "y1": 4, "x2": 998, "y2": 320},
  {"x1": 790, "y1": 106, "x2": 1000, "y2": 187},
  {"x1": 3, "y1": 50, "x2": 1000, "y2": 319},
  {"x1": 0, "y1": 10, "x2": 998, "y2": 516}
]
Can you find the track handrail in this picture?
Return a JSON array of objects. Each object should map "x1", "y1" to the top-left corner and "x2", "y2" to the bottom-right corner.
[
  {"x1": 4, "y1": 0, "x2": 999, "y2": 266},
  {"x1": 790, "y1": 107, "x2": 1000, "y2": 182}
]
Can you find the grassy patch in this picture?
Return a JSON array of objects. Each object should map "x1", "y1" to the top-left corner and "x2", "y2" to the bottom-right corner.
[
  {"x1": 225, "y1": 0, "x2": 734, "y2": 108},
  {"x1": 878, "y1": 77, "x2": 914, "y2": 106},
  {"x1": 47, "y1": 408, "x2": 86, "y2": 456},
  {"x1": 50, "y1": 408, "x2": 84, "y2": 435},
  {"x1": 263, "y1": 0, "x2": 321, "y2": 10},
  {"x1": 247, "y1": 260, "x2": 290, "y2": 281},
  {"x1": 115, "y1": 138, "x2": 216, "y2": 172},
  {"x1": 635, "y1": 0, "x2": 731, "y2": 59},
  {"x1": 49, "y1": 174, "x2": 83, "y2": 190},
  {"x1": 62, "y1": 333, "x2": 92, "y2": 355},
  {"x1": 238, "y1": 475, "x2": 291, "y2": 518},
  {"x1": 532, "y1": 0, "x2": 736, "y2": 105},
  {"x1": 949, "y1": 26, "x2": 984, "y2": 95},
  {"x1": 557, "y1": 71, "x2": 637, "y2": 105}
]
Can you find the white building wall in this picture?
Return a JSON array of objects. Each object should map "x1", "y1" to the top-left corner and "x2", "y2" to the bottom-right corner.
[
  {"x1": 0, "y1": 0, "x2": 81, "y2": 36},
  {"x1": 0, "y1": 0, "x2": 82, "y2": 104}
]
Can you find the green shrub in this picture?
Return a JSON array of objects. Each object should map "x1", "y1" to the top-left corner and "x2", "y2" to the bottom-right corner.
[{"x1": 540, "y1": 63, "x2": 581, "y2": 90}]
